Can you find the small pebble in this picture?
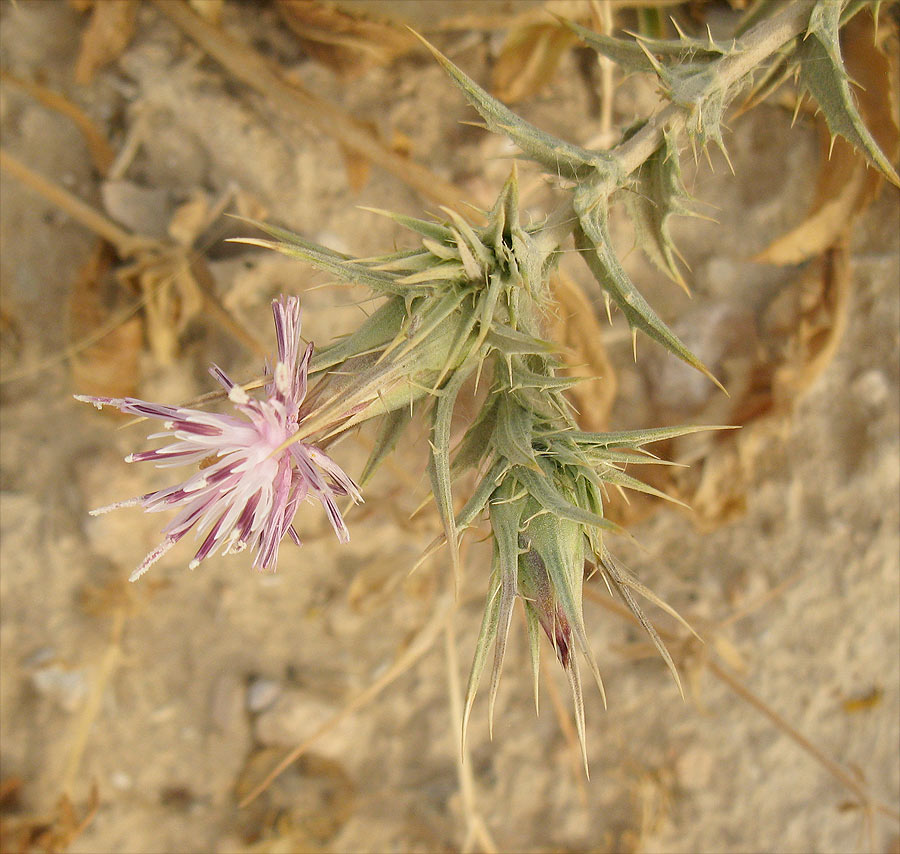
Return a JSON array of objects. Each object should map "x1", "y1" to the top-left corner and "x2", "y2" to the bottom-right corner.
[
  {"x1": 31, "y1": 666, "x2": 87, "y2": 713},
  {"x1": 852, "y1": 369, "x2": 889, "y2": 407},
  {"x1": 246, "y1": 677, "x2": 281, "y2": 714},
  {"x1": 210, "y1": 672, "x2": 244, "y2": 731},
  {"x1": 255, "y1": 689, "x2": 348, "y2": 759},
  {"x1": 110, "y1": 771, "x2": 133, "y2": 791},
  {"x1": 22, "y1": 646, "x2": 56, "y2": 668},
  {"x1": 675, "y1": 746, "x2": 715, "y2": 791}
]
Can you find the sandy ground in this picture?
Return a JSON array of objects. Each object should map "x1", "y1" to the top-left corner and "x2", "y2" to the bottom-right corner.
[{"x1": 1, "y1": 2, "x2": 898, "y2": 853}]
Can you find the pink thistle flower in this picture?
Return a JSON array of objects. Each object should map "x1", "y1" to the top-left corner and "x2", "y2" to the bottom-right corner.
[{"x1": 76, "y1": 296, "x2": 361, "y2": 581}]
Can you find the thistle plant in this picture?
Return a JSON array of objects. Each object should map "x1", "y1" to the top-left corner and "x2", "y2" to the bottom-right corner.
[{"x1": 78, "y1": 0, "x2": 897, "y2": 766}]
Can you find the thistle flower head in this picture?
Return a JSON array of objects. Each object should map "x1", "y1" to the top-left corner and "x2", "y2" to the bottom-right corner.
[{"x1": 76, "y1": 296, "x2": 361, "y2": 581}]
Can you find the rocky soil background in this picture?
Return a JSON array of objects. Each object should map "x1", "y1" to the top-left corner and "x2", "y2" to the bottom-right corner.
[{"x1": 0, "y1": 1, "x2": 898, "y2": 852}]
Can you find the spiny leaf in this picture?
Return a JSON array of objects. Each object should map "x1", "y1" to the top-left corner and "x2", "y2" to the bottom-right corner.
[
  {"x1": 471, "y1": 272, "x2": 507, "y2": 360},
  {"x1": 559, "y1": 18, "x2": 659, "y2": 74},
  {"x1": 561, "y1": 16, "x2": 733, "y2": 75},
  {"x1": 563, "y1": 656, "x2": 590, "y2": 776},
  {"x1": 525, "y1": 508, "x2": 606, "y2": 709},
  {"x1": 484, "y1": 168, "x2": 520, "y2": 261},
  {"x1": 756, "y1": 5, "x2": 899, "y2": 265},
  {"x1": 624, "y1": 129, "x2": 693, "y2": 291},
  {"x1": 605, "y1": 555, "x2": 701, "y2": 641},
  {"x1": 443, "y1": 207, "x2": 494, "y2": 271},
  {"x1": 359, "y1": 406, "x2": 413, "y2": 484},
  {"x1": 579, "y1": 447, "x2": 679, "y2": 467},
  {"x1": 428, "y1": 360, "x2": 475, "y2": 595},
  {"x1": 228, "y1": 219, "x2": 402, "y2": 294},
  {"x1": 573, "y1": 184, "x2": 725, "y2": 392},
  {"x1": 549, "y1": 424, "x2": 737, "y2": 448},
  {"x1": 512, "y1": 465, "x2": 623, "y2": 535},
  {"x1": 456, "y1": 459, "x2": 507, "y2": 531},
  {"x1": 451, "y1": 394, "x2": 500, "y2": 477},
  {"x1": 421, "y1": 237, "x2": 461, "y2": 261},
  {"x1": 413, "y1": 32, "x2": 611, "y2": 181},
  {"x1": 367, "y1": 248, "x2": 441, "y2": 273},
  {"x1": 357, "y1": 206, "x2": 454, "y2": 242},
  {"x1": 487, "y1": 479, "x2": 526, "y2": 736},
  {"x1": 598, "y1": 465, "x2": 689, "y2": 507},
  {"x1": 396, "y1": 259, "x2": 466, "y2": 285},
  {"x1": 493, "y1": 394, "x2": 539, "y2": 469},
  {"x1": 302, "y1": 315, "x2": 462, "y2": 438},
  {"x1": 486, "y1": 324, "x2": 557, "y2": 356},
  {"x1": 386, "y1": 288, "x2": 469, "y2": 363},
  {"x1": 798, "y1": 0, "x2": 900, "y2": 186},
  {"x1": 599, "y1": 546, "x2": 685, "y2": 697},
  {"x1": 523, "y1": 599, "x2": 542, "y2": 714},
  {"x1": 666, "y1": 68, "x2": 734, "y2": 164},
  {"x1": 462, "y1": 559, "x2": 502, "y2": 749},
  {"x1": 510, "y1": 363, "x2": 582, "y2": 392},
  {"x1": 311, "y1": 296, "x2": 405, "y2": 372}
]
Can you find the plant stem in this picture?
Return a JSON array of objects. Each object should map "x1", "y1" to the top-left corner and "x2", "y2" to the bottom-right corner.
[
  {"x1": 0, "y1": 148, "x2": 153, "y2": 256},
  {"x1": 612, "y1": 0, "x2": 816, "y2": 177}
]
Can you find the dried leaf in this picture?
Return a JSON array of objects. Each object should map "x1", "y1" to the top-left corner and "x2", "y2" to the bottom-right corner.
[
  {"x1": 276, "y1": 0, "x2": 416, "y2": 76},
  {"x1": 187, "y1": 0, "x2": 224, "y2": 23},
  {"x1": 753, "y1": 130, "x2": 872, "y2": 265},
  {"x1": 74, "y1": 0, "x2": 138, "y2": 86},
  {"x1": 67, "y1": 242, "x2": 143, "y2": 399},
  {"x1": 671, "y1": 247, "x2": 852, "y2": 529},
  {"x1": 492, "y1": 22, "x2": 578, "y2": 103},
  {"x1": 138, "y1": 258, "x2": 204, "y2": 365},
  {"x1": 0, "y1": 784, "x2": 99, "y2": 854},
  {"x1": 167, "y1": 191, "x2": 211, "y2": 247},
  {"x1": 768, "y1": 245, "x2": 851, "y2": 405},
  {"x1": 550, "y1": 270, "x2": 617, "y2": 431},
  {"x1": 114, "y1": 246, "x2": 207, "y2": 366},
  {"x1": 756, "y1": 10, "x2": 899, "y2": 264},
  {"x1": 841, "y1": 686, "x2": 883, "y2": 713}
]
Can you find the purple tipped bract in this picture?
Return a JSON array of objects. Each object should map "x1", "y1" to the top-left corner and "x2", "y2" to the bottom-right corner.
[{"x1": 77, "y1": 296, "x2": 361, "y2": 581}]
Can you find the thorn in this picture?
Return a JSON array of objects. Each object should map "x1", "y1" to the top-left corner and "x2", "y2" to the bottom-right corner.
[
  {"x1": 828, "y1": 133, "x2": 837, "y2": 160},
  {"x1": 603, "y1": 292, "x2": 613, "y2": 325},
  {"x1": 791, "y1": 94, "x2": 804, "y2": 128},
  {"x1": 460, "y1": 689, "x2": 481, "y2": 759},
  {"x1": 672, "y1": 242, "x2": 692, "y2": 275},
  {"x1": 720, "y1": 143, "x2": 735, "y2": 176},
  {"x1": 636, "y1": 39, "x2": 665, "y2": 77},
  {"x1": 631, "y1": 327, "x2": 638, "y2": 362}
]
